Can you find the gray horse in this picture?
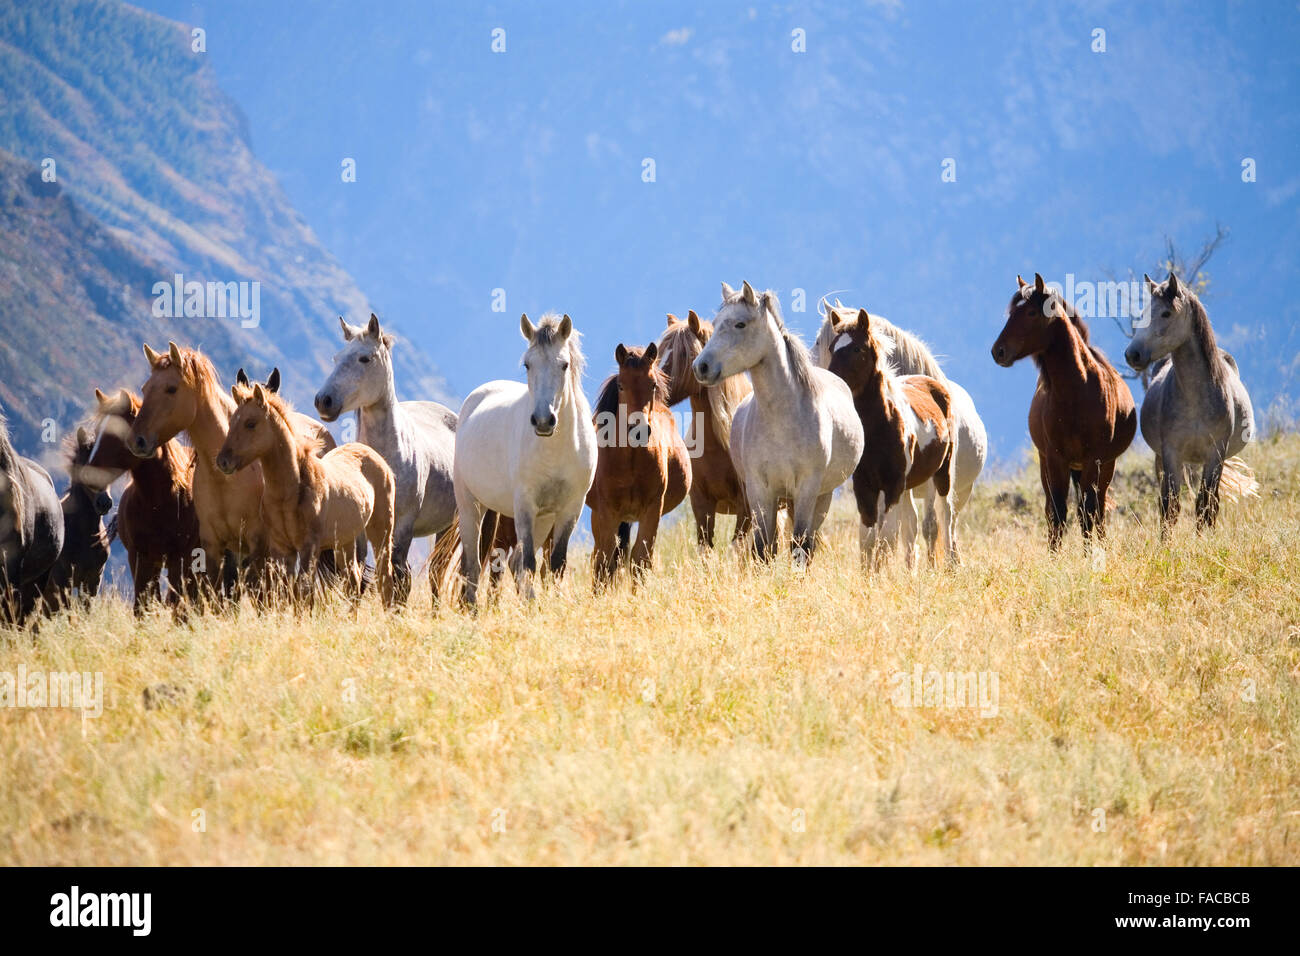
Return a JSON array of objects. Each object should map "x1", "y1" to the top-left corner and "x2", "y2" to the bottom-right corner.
[
  {"x1": 1, "y1": 410, "x2": 65, "y2": 623},
  {"x1": 315, "y1": 314, "x2": 458, "y2": 602},
  {"x1": 1125, "y1": 273, "x2": 1257, "y2": 532}
]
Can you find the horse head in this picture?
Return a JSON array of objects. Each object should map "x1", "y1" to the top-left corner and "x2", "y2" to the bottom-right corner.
[
  {"x1": 520, "y1": 313, "x2": 582, "y2": 437},
  {"x1": 1126, "y1": 272, "x2": 1192, "y2": 372},
  {"x1": 316, "y1": 313, "x2": 396, "y2": 422},
  {"x1": 694, "y1": 281, "x2": 778, "y2": 386},
  {"x1": 826, "y1": 308, "x2": 893, "y2": 399},
  {"x1": 992, "y1": 273, "x2": 1069, "y2": 367},
  {"x1": 217, "y1": 370, "x2": 281, "y2": 475}
]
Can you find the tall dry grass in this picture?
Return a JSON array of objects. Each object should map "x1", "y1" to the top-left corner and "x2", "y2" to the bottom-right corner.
[{"x1": 2, "y1": 435, "x2": 1298, "y2": 865}]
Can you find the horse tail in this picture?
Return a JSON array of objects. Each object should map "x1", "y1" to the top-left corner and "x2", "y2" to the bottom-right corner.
[
  {"x1": 1218, "y1": 456, "x2": 1260, "y2": 502},
  {"x1": 428, "y1": 514, "x2": 463, "y2": 605}
]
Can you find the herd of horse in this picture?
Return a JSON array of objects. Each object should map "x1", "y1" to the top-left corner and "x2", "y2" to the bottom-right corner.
[{"x1": 0, "y1": 272, "x2": 1257, "y2": 622}]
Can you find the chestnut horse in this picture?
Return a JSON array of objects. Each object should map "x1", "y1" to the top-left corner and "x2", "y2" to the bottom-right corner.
[
  {"x1": 127, "y1": 343, "x2": 335, "y2": 596},
  {"x1": 657, "y1": 311, "x2": 752, "y2": 548},
  {"x1": 826, "y1": 309, "x2": 957, "y2": 567},
  {"x1": 86, "y1": 388, "x2": 201, "y2": 610},
  {"x1": 217, "y1": 376, "x2": 395, "y2": 607},
  {"x1": 992, "y1": 273, "x2": 1136, "y2": 548},
  {"x1": 587, "y1": 343, "x2": 691, "y2": 581}
]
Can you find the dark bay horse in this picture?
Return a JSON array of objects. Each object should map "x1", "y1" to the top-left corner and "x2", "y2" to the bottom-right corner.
[
  {"x1": 657, "y1": 311, "x2": 752, "y2": 548},
  {"x1": 39, "y1": 426, "x2": 111, "y2": 610},
  {"x1": 85, "y1": 388, "x2": 201, "y2": 610},
  {"x1": 0, "y1": 409, "x2": 64, "y2": 623},
  {"x1": 992, "y1": 273, "x2": 1136, "y2": 548},
  {"x1": 587, "y1": 343, "x2": 691, "y2": 582}
]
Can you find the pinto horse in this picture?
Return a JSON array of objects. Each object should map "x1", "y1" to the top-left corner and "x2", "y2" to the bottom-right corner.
[
  {"x1": 587, "y1": 343, "x2": 691, "y2": 582},
  {"x1": 85, "y1": 387, "x2": 201, "y2": 610},
  {"x1": 0, "y1": 409, "x2": 63, "y2": 623},
  {"x1": 992, "y1": 273, "x2": 1136, "y2": 549},
  {"x1": 825, "y1": 309, "x2": 957, "y2": 567},
  {"x1": 1126, "y1": 273, "x2": 1257, "y2": 533},
  {"x1": 217, "y1": 376, "x2": 396, "y2": 607},
  {"x1": 128, "y1": 343, "x2": 335, "y2": 596},
  {"x1": 657, "y1": 311, "x2": 752, "y2": 548},
  {"x1": 693, "y1": 282, "x2": 864, "y2": 564}
]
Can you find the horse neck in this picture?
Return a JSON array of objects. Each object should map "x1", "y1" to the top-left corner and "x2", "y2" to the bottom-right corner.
[
  {"x1": 853, "y1": 367, "x2": 899, "y2": 421},
  {"x1": 258, "y1": 413, "x2": 309, "y2": 501},
  {"x1": 552, "y1": 373, "x2": 588, "y2": 439},
  {"x1": 187, "y1": 387, "x2": 237, "y2": 459},
  {"x1": 746, "y1": 333, "x2": 804, "y2": 408},
  {"x1": 1167, "y1": 318, "x2": 1225, "y2": 395},
  {"x1": 1036, "y1": 318, "x2": 1093, "y2": 392},
  {"x1": 357, "y1": 367, "x2": 404, "y2": 445}
]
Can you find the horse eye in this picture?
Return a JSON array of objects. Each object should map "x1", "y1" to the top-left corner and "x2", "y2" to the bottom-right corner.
[
  {"x1": 524, "y1": 362, "x2": 531, "y2": 372},
  {"x1": 735, "y1": 322, "x2": 747, "y2": 329},
  {"x1": 1161, "y1": 310, "x2": 1171, "y2": 318},
  {"x1": 359, "y1": 356, "x2": 370, "y2": 364},
  {"x1": 165, "y1": 386, "x2": 178, "y2": 395},
  {"x1": 245, "y1": 420, "x2": 256, "y2": 430},
  {"x1": 560, "y1": 362, "x2": 569, "y2": 371}
]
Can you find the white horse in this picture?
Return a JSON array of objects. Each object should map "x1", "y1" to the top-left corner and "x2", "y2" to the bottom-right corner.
[
  {"x1": 315, "y1": 313, "x2": 459, "y2": 602},
  {"x1": 1125, "y1": 273, "x2": 1257, "y2": 532},
  {"x1": 693, "y1": 282, "x2": 864, "y2": 563},
  {"x1": 453, "y1": 313, "x2": 598, "y2": 603},
  {"x1": 815, "y1": 298, "x2": 987, "y2": 561}
]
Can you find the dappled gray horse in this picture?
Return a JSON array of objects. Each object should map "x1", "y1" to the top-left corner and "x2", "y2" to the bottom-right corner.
[
  {"x1": 1125, "y1": 273, "x2": 1256, "y2": 532},
  {"x1": 0, "y1": 410, "x2": 64, "y2": 623},
  {"x1": 316, "y1": 314, "x2": 458, "y2": 602}
]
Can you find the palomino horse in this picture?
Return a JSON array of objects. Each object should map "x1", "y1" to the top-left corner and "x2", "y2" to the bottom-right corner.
[
  {"x1": 86, "y1": 388, "x2": 201, "y2": 610},
  {"x1": 454, "y1": 313, "x2": 598, "y2": 604},
  {"x1": 0, "y1": 409, "x2": 63, "y2": 623},
  {"x1": 1125, "y1": 272, "x2": 1257, "y2": 532},
  {"x1": 657, "y1": 311, "x2": 753, "y2": 547},
  {"x1": 217, "y1": 374, "x2": 396, "y2": 607},
  {"x1": 693, "y1": 282, "x2": 864, "y2": 563},
  {"x1": 128, "y1": 343, "x2": 335, "y2": 596},
  {"x1": 38, "y1": 426, "x2": 111, "y2": 609},
  {"x1": 587, "y1": 343, "x2": 691, "y2": 582},
  {"x1": 315, "y1": 313, "x2": 462, "y2": 601},
  {"x1": 825, "y1": 308, "x2": 957, "y2": 567},
  {"x1": 992, "y1": 273, "x2": 1137, "y2": 548},
  {"x1": 814, "y1": 298, "x2": 987, "y2": 561}
]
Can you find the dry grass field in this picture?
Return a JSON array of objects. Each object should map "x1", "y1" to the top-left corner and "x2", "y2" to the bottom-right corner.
[{"x1": 3, "y1": 434, "x2": 1298, "y2": 866}]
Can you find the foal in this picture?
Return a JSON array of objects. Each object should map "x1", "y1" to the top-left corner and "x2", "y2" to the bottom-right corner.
[
  {"x1": 657, "y1": 311, "x2": 752, "y2": 547},
  {"x1": 992, "y1": 273, "x2": 1136, "y2": 549},
  {"x1": 86, "y1": 388, "x2": 201, "y2": 610},
  {"x1": 587, "y1": 343, "x2": 691, "y2": 582},
  {"x1": 1125, "y1": 272, "x2": 1256, "y2": 532},
  {"x1": 217, "y1": 378, "x2": 396, "y2": 607},
  {"x1": 826, "y1": 309, "x2": 957, "y2": 567}
]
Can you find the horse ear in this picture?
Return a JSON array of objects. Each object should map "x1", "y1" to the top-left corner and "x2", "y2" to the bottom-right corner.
[
  {"x1": 666, "y1": 313, "x2": 678, "y2": 327},
  {"x1": 615, "y1": 343, "x2": 628, "y2": 365},
  {"x1": 741, "y1": 281, "x2": 758, "y2": 306},
  {"x1": 829, "y1": 310, "x2": 842, "y2": 330},
  {"x1": 687, "y1": 310, "x2": 702, "y2": 335},
  {"x1": 76, "y1": 426, "x2": 90, "y2": 445},
  {"x1": 266, "y1": 367, "x2": 281, "y2": 394},
  {"x1": 558, "y1": 314, "x2": 573, "y2": 340},
  {"x1": 856, "y1": 308, "x2": 870, "y2": 326},
  {"x1": 230, "y1": 384, "x2": 241, "y2": 401},
  {"x1": 143, "y1": 343, "x2": 162, "y2": 367},
  {"x1": 94, "y1": 387, "x2": 108, "y2": 406},
  {"x1": 1165, "y1": 272, "x2": 1181, "y2": 298},
  {"x1": 1143, "y1": 273, "x2": 1156, "y2": 293},
  {"x1": 1016, "y1": 274, "x2": 1028, "y2": 290},
  {"x1": 339, "y1": 316, "x2": 359, "y2": 341},
  {"x1": 1033, "y1": 273, "x2": 1046, "y2": 294},
  {"x1": 382, "y1": 333, "x2": 396, "y2": 350},
  {"x1": 236, "y1": 367, "x2": 249, "y2": 387},
  {"x1": 366, "y1": 313, "x2": 383, "y2": 340},
  {"x1": 644, "y1": 341, "x2": 658, "y2": 363},
  {"x1": 721, "y1": 281, "x2": 736, "y2": 300},
  {"x1": 519, "y1": 314, "x2": 535, "y2": 342},
  {"x1": 252, "y1": 383, "x2": 267, "y2": 407}
]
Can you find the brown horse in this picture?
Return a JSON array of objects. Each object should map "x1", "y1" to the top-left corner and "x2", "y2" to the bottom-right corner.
[
  {"x1": 127, "y1": 343, "x2": 335, "y2": 595},
  {"x1": 657, "y1": 311, "x2": 752, "y2": 548},
  {"x1": 826, "y1": 309, "x2": 957, "y2": 566},
  {"x1": 85, "y1": 388, "x2": 202, "y2": 610},
  {"x1": 216, "y1": 378, "x2": 396, "y2": 607},
  {"x1": 992, "y1": 273, "x2": 1137, "y2": 548},
  {"x1": 586, "y1": 343, "x2": 691, "y2": 581},
  {"x1": 38, "y1": 426, "x2": 111, "y2": 610}
]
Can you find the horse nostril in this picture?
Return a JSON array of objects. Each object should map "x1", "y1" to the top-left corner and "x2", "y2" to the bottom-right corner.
[{"x1": 317, "y1": 393, "x2": 332, "y2": 409}]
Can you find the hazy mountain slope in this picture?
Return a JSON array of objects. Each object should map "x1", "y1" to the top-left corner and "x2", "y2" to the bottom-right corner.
[{"x1": 0, "y1": 0, "x2": 447, "y2": 455}]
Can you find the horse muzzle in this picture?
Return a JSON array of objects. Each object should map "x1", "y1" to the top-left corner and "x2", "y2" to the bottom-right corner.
[
  {"x1": 128, "y1": 433, "x2": 156, "y2": 458},
  {"x1": 314, "y1": 391, "x2": 340, "y2": 422},
  {"x1": 93, "y1": 491, "x2": 113, "y2": 516},
  {"x1": 1124, "y1": 345, "x2": 1149, "y2": 372},
  {"x1": 531, "y1": 411, "x2": 557, "y2": 438},
  {"x1": 215, "y1": 453, "x2": 240, "y2": 475},
  {"x1": 692, "y1": 358, "x2": 721, "y2": 387},
  {"x1": 991, "y1": 342, "x2": 1015, "y2": 368}
]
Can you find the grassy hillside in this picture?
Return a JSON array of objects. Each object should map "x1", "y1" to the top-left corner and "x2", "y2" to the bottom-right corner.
[{"x1": 2, "y1": 435, "x2": 1298, "y2": 865}]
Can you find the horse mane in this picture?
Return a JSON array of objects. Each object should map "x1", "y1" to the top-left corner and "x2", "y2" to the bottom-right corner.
[
  {"x1": 1033, "y1": 294, "x2": 1113, "y2": 374},
  {"x1": 93, "y1": 390, "x2": 193, "y2": 494},
  {"x1": 1184, "y1": 290, "x2": 1228, "y2": 387},
  {"x1": 157, "y1": 346, "x2": 230, "y2": 411},
  {"x1": 816, "y1": 299, "x2": 946, "y2": 379},
  {"x1": 759, "y1": 291, "x2": 822, "y2": 397},
  {"x1": 529, "y1": 313, "x2": 586, "y2": 384},
  {"x1": 0, "y1": 408, "x2": 25, "y2": 532},
  {"x1": 657, "y1": 319, "x2": 750, "y2": 450},
  {"x1": 233, "y1": 384, "x2": 325, "y2": 463},
  {"x1": 595, "y1": 347, "x2": 670, "y2": 419}
]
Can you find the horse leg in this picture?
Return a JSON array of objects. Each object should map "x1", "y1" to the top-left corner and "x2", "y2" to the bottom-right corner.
[
  {"x1": 1077, "y1": 461, "x2": 1102, "y2": 544},
  {"x1": 513, "y1": 504, "x2": 539, "y2": 600},
  {"x1": 748, "y1": 485, "x2": 778, "y2": 563},
  {"x1": 590, "y1": 505, "x2": 619, "y2": 589},
  {"x1": 1196, "y1": 453, "x2": 1225, "y2": 531},
  {"x1": 548, "y1": 511, "x2": 578, "y2": 579},
  {"x1": 1095, "y1": 459, "x2": 1116, "y2": 540},
  {"x1": 690, "y1": 487, "x2": 714, "y2": 550},
  {"x1": 1158, "y1": 448, "x2": 1183, "y2": 538},
  {"x1": 454, "y1": 487, "x2": 486, "y2": 607},
  {"x1": 631, "y1": 505, "x2": 662, "y2": 582},
  {"x1": 131, "y1": 550, "x2": 164, "y2": 614},
  {"x1": 390, "y1": 517, "x2": 416, "y2": 606},
  {"x1": 1041, "y1": 455, "x2": 1070, "y2": 551},
  {"x1": 789, "y1": 478, "x2": 823, "y2": 567}
]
